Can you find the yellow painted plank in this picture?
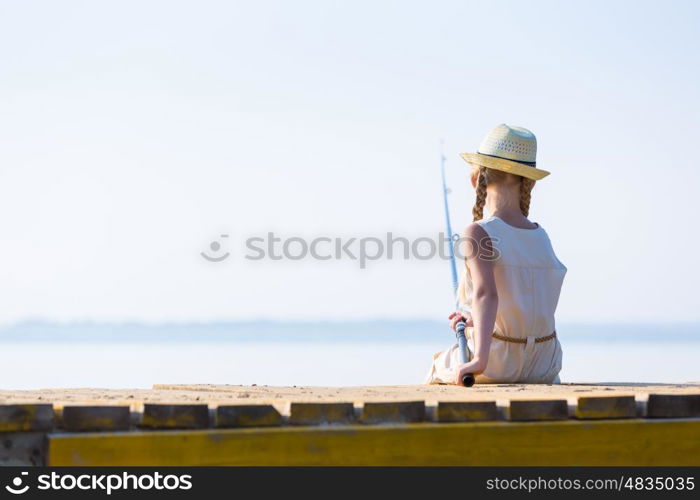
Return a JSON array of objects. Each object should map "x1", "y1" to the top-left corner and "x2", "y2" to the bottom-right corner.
[{"x1": 48, "y1": 419, "x2": 700, "y2": 466}]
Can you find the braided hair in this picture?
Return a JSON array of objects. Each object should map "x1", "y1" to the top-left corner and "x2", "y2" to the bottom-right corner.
[
  {"x1": 471, "y1": 166, "x2": 488, "y2": 222},
  {"x1": 471, "y1": 166, "x2": 535, "y2": 222}
]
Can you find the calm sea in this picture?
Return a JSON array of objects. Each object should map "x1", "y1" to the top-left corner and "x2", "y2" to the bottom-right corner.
[{"x1": 1, "y1": 321, "x2": 698, "y2": 389}]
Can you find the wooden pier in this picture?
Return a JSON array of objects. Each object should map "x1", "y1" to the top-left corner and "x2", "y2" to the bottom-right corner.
[{"x1": 1, "y1": 383, "x2": 699, "y2": 466}]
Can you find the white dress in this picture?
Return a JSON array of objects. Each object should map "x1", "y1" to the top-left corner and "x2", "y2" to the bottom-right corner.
[{"x1": 424, "y1": 216, "x2": 566, "y2": 384}]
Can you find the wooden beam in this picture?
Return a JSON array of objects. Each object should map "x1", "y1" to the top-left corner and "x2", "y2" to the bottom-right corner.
[
  {"x1": 288, "y1": 403, "x2": 355, "y2": 426},
  {"x1": 140, "y1": 404, "x2": 209, "y2": 429},
  {"x1": 47, "y1": 419, "x2": 700, "y2": 466},
  {"x1": 575, "y1": 396, "x2": 636, "y2": 419},
  {"x1": 361, "y1": 401, "x2": 425, "y2": 424},
  {"x1": 60, "y1": 406, "x2": 131, "y2": 432},
  {"x1": 647, "y1": 394, "x2": 700, "y2": 418},
  {"x1": 507, "y1": 400, "x2": 568, "y2": 421},
  {"x1": 216, "y1": 405, "x2": 282, "y2": 428},
  {"x1": 0, "y1": 404, "x2": 53, "y2": 432},
  {"x1": 436, "y1": 401, "x2": 499, "y2": 422}
]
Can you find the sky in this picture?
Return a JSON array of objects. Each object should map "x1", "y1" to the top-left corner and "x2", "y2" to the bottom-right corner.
[{"x1": 0, "y1": 0, "x2": 699, "y2": 324}]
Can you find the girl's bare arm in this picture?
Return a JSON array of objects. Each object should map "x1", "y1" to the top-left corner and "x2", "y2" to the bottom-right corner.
[{"x1": 455, "y1": 223, "x2": 498, "y2": 383}]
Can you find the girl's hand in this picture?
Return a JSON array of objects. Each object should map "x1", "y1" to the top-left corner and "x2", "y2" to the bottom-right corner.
[
  {"x1": 448, "y1": 311, "x2": 473, "y2": 331},
  {"x1": 455, "y1": 358, "x2": 486, "y2": 385}
]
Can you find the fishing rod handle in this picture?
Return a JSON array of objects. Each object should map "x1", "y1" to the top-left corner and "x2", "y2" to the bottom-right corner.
[
  {"x1": 461, "y1": 373, "x2": 475, "y2": 387},
  {"x1": 455, "y1": 321, "x2": 475, "y2": 387}
]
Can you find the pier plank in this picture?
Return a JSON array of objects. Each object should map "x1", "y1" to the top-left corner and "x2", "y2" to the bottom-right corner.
[
  {"x1": 3, "y1": 384, "x2": 699, "y2": 408},
  {"x1": 288, "y1": 403, "x2": 355, "y2": 426},
  {"x1": 140, "y1": 404, "x2": 210, "y2": 429},
  {"x1": 507, "y1": 399, "x2": 569, "y2": 421},
  {"x1": 216, "y1": 405, "x2": 282, "y2": 428},
  {"x1": 361, "y1": 401, "x2": 425, "y2": 424},
  {"x1": 0, "y1": 385, "x2": 699, "y2": 433},
  {"x1": 575, "y1": 396, "x2": 636, "y2": 419},
  {"x1": 647, "y1": 394, "x2": 700, "y2": 418},
  {"x1": 150, "y1": 383, "x2": 700, "y2": 400},
  {"x1": 47, "y1": 419, "x2": 700, "y2": 466},
  {"x1": 436, "y1": 401, "x2": 500, "y2": 422},
  {"x1": 60, "y1": 406, "x2": 131, "y2": 431},
  {"x1": 0, "y1": 404, "x2": 54, "y2": 432}
]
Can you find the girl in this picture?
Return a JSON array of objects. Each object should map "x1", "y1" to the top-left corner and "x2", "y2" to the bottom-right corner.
[{"x1": 425, "y1": 124, "x2": 566, "y2": 385}]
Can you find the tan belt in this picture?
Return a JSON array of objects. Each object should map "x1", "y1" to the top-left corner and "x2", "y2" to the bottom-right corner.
[{"x1": 492, "y1": 331, "x2": 557, "y2": 344}]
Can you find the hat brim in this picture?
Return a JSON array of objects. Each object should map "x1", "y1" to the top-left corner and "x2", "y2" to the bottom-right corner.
[{"x1": 460, "y1": 152, "x2": 550, "y2": 181}]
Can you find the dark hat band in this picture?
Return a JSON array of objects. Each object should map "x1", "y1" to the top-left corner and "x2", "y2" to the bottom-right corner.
[{"x1": 476, "y1": 151, "x2": 537, "y2": 167}]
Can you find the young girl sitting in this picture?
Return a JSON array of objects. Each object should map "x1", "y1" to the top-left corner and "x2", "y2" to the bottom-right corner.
[{"x1": 425, "y1": 124, "x2": 566, "y2": 385}]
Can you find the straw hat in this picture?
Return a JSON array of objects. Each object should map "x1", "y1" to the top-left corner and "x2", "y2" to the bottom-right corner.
[{"x1": 460, "y1": 124, "x2": 550, "y2": 180}]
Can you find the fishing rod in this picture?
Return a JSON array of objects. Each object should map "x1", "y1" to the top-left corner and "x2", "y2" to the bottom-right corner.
[{"x1": 440, "y1": 142, "x2": 475, "y2": 388}]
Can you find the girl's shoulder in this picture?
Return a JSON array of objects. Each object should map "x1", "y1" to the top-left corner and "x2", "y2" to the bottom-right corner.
[
  {"x1": 473, "y1": 215, "x2": 502, "y2": 236},
  {"x1": 475, "y1": 215, "x2": 543, "y2": 237},
  {"x1": 472, "y1": 217, "x2": 564, "y2": 268}
]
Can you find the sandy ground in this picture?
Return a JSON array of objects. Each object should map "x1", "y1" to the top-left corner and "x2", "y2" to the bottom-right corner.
[{"x1": 1, "y1": 383, "x2": 698, "y2": 411}]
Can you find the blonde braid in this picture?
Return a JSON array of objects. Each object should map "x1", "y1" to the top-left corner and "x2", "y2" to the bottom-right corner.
[
  {"x1": 519, "y1": 178, "x2": 535, "y2": 217},
  {"x1": 471, "y1": 166, "x2": 488, "y2": 221}
]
